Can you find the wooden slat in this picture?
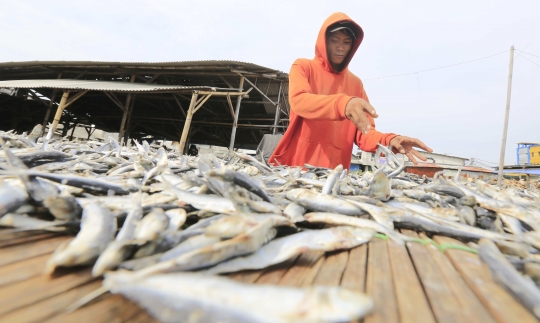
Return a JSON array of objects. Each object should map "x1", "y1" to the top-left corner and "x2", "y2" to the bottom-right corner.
[
  {"x1": 312, "y1": 250, "x2": 348, "y2": 286},
  {"x1": 387, "y1": 238, "x2": 436, "y2": 323},
  {"x1": 0, "y1": 232, "x2": 57, "y2": 248},
  {"x1": 0, "y1": 230, "x2": 47, "y2": 241},
  {"x1": 255, "y1": 256, "x2": 299, "y2": 285},
  {"x1": 341, "y1": 244, "x2": 367, "y2": 291},
  {"x1": 422, "y1": 234, "x2": 496, "y2": 323},
  {"x1": 227, "y1": 270, "x2": 264, "y2": 284},
  {"x1": 124, "y1": 308, "x2": 160, "y2": 323},
  {"x1": 0, "y1": 236, "x2": 70, "y2": 267},
  {"x1": 434, "y1": 236, "x2": 538, "y2": 323},
  {"x1": 278, "y1": 251, "x2": 324, "y2": 287},
  {"x1": 0, "y1": 280, "x2": 102, "y2": 323},
  {"x1": 0, "y1": 253, "x2": 52, "y2": 287},
  {"x1": 364, "y1": 238, "x2": 399, "y2": 323},
  {"x1": 44, "y1": 294, "x2": 140, "y2": 323},
  {"x1": 0, "y1": 268, "x2": 95, "y2": 316},
  {"x1": 403, "y1": 230, "x2": 465, "y2": 323}
]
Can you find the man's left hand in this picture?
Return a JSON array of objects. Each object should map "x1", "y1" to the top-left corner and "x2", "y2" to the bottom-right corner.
[{"x1": 389, "y1": 135, "x2": 433, "y2": 165}]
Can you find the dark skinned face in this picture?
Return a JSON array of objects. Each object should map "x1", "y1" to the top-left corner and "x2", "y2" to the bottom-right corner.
[{"x1": 326, "y1": 30, "x2": 353, "y2": 72}]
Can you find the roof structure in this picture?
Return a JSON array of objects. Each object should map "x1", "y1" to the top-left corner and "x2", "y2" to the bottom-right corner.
[
  {"x1": 0, "y1": 79, "x2": 219, "y2": 93},
  {"x1": 0, "y1": 60, "x2": 290, "y2": 150}
]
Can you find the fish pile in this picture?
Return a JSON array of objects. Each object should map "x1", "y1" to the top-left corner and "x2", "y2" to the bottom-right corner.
[{"x1": 1, "y1": 125, "x2": 540, "y2": 322}]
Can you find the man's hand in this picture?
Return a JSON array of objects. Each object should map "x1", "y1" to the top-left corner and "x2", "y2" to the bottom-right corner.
[
  {"x1": 389, "y1": 135, "x2": 433, "y2": 165},
  {"x1": 345, "y1": 98, "x2": 378, "y2": 134}
]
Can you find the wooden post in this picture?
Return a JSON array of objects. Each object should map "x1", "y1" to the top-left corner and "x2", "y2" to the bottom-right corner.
[
  {"x1": 178, "y1": 92, "x2": 199, "y2": 154},
  {"x1": 497, "y1": 46, "x2": 514, "y2": 187},
  {"x1": 41, "y1": 73, "x2": 63, "y2": 137},
  {"x1": 273, "y1": 81, "x2": 283, "y2": 135},
  {"x1": 46, "y1": 90, "x2": 70, "y2": 140},
  {"x1": 123, "y1": 96, "x2": 136, "y2": 145},
  {"x1": 118, "y1": 75, "x2": 136, "y2": 143},
  {"x1": 229, "y1": 76, "x2": 245, "y2": 155},
  {"x1": 41, "y1": 90, "x2": 58, "y2": 136}
]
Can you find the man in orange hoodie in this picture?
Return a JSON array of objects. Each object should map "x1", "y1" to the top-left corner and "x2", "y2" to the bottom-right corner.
[{"x1": 269, "y1": 12, "x2": 432, "y2": 169}]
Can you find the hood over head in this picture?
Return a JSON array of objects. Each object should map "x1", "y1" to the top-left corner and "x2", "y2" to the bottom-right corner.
[{"x1": 315, "y1": 12, "x2": 364, "y2": 73}]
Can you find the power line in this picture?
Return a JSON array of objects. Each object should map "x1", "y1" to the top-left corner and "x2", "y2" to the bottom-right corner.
[
  {"x1": 516, "y1": 49, "x2": 540, "y2": 60},
  {"x1": 518, "y1": 54, "x2": 540, "y2": 69},
  {"x1": 365, "y1": 50, "x2": 510, "y2": 81}
]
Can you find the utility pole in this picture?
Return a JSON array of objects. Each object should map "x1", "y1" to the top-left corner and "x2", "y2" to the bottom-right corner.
[{"x1": 497, "y1": 46, "x2": 514, "y2": 186}]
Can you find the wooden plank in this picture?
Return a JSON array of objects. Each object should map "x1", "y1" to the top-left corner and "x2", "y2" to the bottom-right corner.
[
  {"x1": 44, "y1": 294, "x2": 140, "y2": 323},
  {"x1": 0, "y1": 236, "x2": 70, "y2": 267},
  {"x1": 278, "y1": 251, "x2": 324, "y2": 287},
  {"x1": 434, "y1": 236, "x2": 538, "y2": 323},
  {"x1": 364, "y1": 238, "x2": 399, "y2": 323},
  {"x1": 387, "y1": 237, "x2": 436, "y2": 323},
  {"x1": 0, "y1": 253, "x2": 52, "y2": 287},
  {"x1": 227, "y1": 270, "x2": 264, "y2": 284},
  {"x1": 312, "y1": 250, "x2": 349, "y2": 286},
  {"x1": 0, "y1": 268, "x2": 95, "y2": 316},
  {"x1": 421, "y1": 234, "x2": 496, "y2": 323},
  {"x1": 124, "y1": 308, "x2": 160, "y2": 323},
  {"x1": 0, "y1": 230, "x2": 46, "y2": 241},
  {"x1": 0, "y1": 280, "x2": 102, "y2": 323},
  {"x1": 255, "y1": 256, "x2": 299, "y2": 285},
  {"x1": 341, "y1": 244, "x2": 367, "y2": 292},
  {"x1": 0, "y1": 232, "x2": 57, "y2": 248},
  {"x1": 403, "y1": 230, "x2": 464, "y2": 323}
]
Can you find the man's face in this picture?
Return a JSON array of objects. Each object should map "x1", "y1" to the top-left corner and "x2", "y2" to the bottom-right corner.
[{"x1": 326, "y1": 30, "x2": 353, "y2": 69}]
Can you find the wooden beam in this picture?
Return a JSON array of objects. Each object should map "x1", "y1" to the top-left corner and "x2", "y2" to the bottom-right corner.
[
  {"x1": 119, "y1": 75, "x2": 136, "y2": 143},
  {"x1": 218, "y1": 74, "x2": 234, "y2": 88},
  {"x1": 178, "y1": 92, "x2": 198, "y2": 153},
  {"x1": 63, "y1": 90, "x2": 88, "y2": 109},
  {"x1": 103, "y1": 91, "x2": 126, "y2": 112},
  {"x1": 28, "y1": 90, "x2": 50, "y2": 109},
  {"x1": 173, "y1": 94, "x2": 187, "y2": 118},
  {"x1": 226, "y1": 93, "x2": 235, "y2": 119},
  {"x1": 193, "y1": 93, "x2": 213, "y2": 114},
  {"x1": 46, "y1": 90, "x2": 70, "y2": 140}
]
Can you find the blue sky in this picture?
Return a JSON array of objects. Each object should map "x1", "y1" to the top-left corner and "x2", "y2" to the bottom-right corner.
[{"x1": 2, "y1": 0, "x2": 539, "y2": 165}]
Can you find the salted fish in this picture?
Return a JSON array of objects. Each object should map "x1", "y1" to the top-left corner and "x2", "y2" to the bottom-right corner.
[
  {"x1": 304, "y1": 212, "x2": 405, "y2": 244},
  {"x1": 206, "y1": 226, "x2": 374, "y2": 275},
  {"x1": 286, "y1": 188, "x2": 362, "y2": 216},
  {"x1": 479, "y1": 238, "x2": 540, "y2": 318},
  {"x1": 133, "y1": 215, "x2": 290, "y2": 276},
  {"x1": 45, "y1": 202, "x2": 116, "y2": 274},
  {"x1": 104, "y1": 271, "x2": 374, "y2": 323}
]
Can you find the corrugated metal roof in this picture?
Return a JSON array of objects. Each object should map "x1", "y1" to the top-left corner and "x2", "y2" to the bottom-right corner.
[
  {"x1": 0, "y1": 60, "x2": 287, "y2": 77},
  {"x1": 0, "y1": 79, "x2": 216, "y2": 93}
]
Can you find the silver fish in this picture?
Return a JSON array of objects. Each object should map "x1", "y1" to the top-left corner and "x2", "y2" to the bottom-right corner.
[
  {"x1": 206, "y1": 226, "x2": 374, "y2": 275},
  {"x1": 45, "y1": 202, "x2": 116, "y2": 274},
  {"x1": 104, "y1": 271, "x2": 374, "y2": 323}
]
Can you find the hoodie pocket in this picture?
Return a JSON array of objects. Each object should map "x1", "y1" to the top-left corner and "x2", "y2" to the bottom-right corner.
[{"x1": 275, "y1": 136, "x2": 342, "y2": 167}]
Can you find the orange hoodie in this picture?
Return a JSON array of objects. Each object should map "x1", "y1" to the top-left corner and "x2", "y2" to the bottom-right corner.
[{"x1": 269, "y1": 12, "x2": 396, "y2": 170}]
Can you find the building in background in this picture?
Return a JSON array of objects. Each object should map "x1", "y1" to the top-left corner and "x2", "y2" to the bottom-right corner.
[{"x1": 517, "y1": 142, "x2": 540, "y2": 165}]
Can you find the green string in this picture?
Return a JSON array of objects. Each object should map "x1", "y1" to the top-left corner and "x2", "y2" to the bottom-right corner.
[{"x1": 373, "y1": 233, "x2": 478, "y2": 254}]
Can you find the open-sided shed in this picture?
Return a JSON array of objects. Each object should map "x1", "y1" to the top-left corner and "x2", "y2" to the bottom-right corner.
[{"x1": 0, "y1": 60, "x2": 290, "y2": 151}]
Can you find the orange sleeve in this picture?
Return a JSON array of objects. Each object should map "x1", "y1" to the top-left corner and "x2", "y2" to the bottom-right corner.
[
  {"x1": 289, "y1": 61, "x2": 354, "y2": 120},
  {"x1": 354, "y1": 88, "x2": 398, "y2": 152}
]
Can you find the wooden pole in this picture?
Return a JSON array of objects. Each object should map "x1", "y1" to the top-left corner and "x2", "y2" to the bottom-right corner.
[
  {"x1": 272, "y1": 81, "x2": 283, "y2": 135},
  {"x1": 229, "y1": 76, "x2": 245, "y2": 155},
  {"x1": 123, "y1": 95, "x2": 136, "y2": 145},
  {"x1": 46, "y1": 90, "x2": 70, "y2": 140},
  {"x1": 118, "y1": 75, "x2": 136, "y2": 143},
  {"x1": 178, "y1": 92, "x2": 198, "y2": 153},
  {"x1": 497, "y1": 46, "x2": 514, "y2": 187},
  {"x1": 41, "y1": 73, "x2": 63, "y2": 137}
]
